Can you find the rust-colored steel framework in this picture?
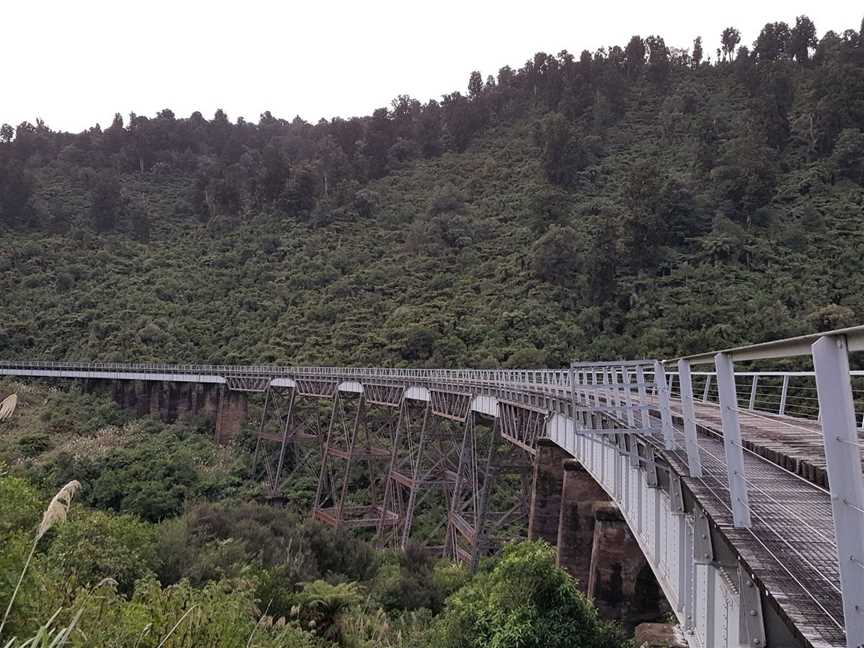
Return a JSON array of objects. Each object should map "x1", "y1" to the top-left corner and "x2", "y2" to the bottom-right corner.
[
  {"x1": 312, "y1": 388, "x2": 396, "y2": 529},
  {"x1": 251, "y1": 386, "x2": 326, "y2": 502},
  {"x1": 443, "y1": 410, "x2": 535, "y2": 569},
  {"x1": 376, "y1": 396, "x2": 462, "y2": 549},
  {"x1": 251, "y1": 380, "x2": 545, "y2": 566}
]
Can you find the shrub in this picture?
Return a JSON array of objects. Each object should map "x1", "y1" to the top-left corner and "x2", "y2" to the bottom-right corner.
[
  {"x1": 429, "y1": 541, "x2": 625, "y2": 648},
  {"x1": 46, "y1": 508, "x2": 156, "y2": 594}
]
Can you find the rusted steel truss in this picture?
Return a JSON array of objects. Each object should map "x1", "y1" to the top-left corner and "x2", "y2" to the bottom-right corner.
[
  {"x1": 250, "y1": 382, "x2": 541, "y2": 568},
  {"x1": 312, "y1": 390, "x2": 397, "y2": 529},
  {"x1": 498, "y1": 400, "x2": 548, "y2": 455},
  {"x1": 377, "y1": 397, "x2": 462, "y2": 549},
  {"x1": 226, "y1": 375, "x2": 271, "y2": 392},
  {"x1": 444, "y1": 409, "x2": 534, "y2": 569},
  {"x1": 251, "y1": 387, "x2": 325, "y2": 502}
]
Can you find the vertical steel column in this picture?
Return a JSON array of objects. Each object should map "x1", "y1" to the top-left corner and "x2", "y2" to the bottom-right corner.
[
  {"x1": 272, "y1": 389, "x2": 297, "y2": 488},
  {"x1": 653, "y1": 361, "x2": 675, "y2": 450},
  {"x1": 779, "y1": 375, "x2": 789, "y2": 416},
  {"x1": 748, "y1": 376, "x2": 759, "y2": 411},
  {"x1": 400, "y1": 400, "x2": 432, "y2": 548},
  {"x1": 702, "y1": 374, "x2": 712, "y2": 402},
  {"x1": 714, "y1": 352, "x2": 751, "y2": 528},
  {"x1": 812, "y1": 334, "x2": 864, "y2": 648},
  {"x1": 250, "y1": 387, "x2": 272, "y2": 475},
  {"x1": 677, "y1": 360, "x2": 703, "y2": 478}
]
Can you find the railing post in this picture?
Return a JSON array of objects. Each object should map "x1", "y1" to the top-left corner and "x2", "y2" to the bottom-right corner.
[
  {"x1": 702, "y1": 374, "x2": 712, "y2": 402},
  {"x1": 621, "y1": 366, "x2": 635, "y2": 427},
  {"x1": 635, "y1": 365, "x2": 649, "y2": 429},
  {"x1": 653, "y1": 361, "x2": 675, "y2": 450},
  {"x1": 677, "y1": 359, "x2": 703, "y2": 478},
  {"x1": 714, "y1": 352, "x2": 751, "y2": 528},
  {"x1": 748, "y1": 375, "x2": 759, "y2": 411},
  {"x1": 812, "y1": 334, "x2": 864, "y2": 648},
  {"x1": 779, "y1": 375, "x2": 789, "y2": 416}
]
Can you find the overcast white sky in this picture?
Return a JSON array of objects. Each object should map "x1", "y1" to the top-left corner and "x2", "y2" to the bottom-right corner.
[{"x1": 2, "y1": 1, "x2": 861, "y2": 133}]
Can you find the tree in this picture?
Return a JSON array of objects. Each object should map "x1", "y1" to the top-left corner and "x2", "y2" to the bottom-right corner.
[
  {"x1": 721, "y1": 27, "x2": 741, "y2": 61},
  {"x1": 539, "y1": 112, "x2": 589, "y2": 185},
  {"x1": 430, "y1": 541, "x2": 622, "y2": 648},
  {"x1": 89, "y1": 171, "x2": 124, "y2": 231},
  {"x1": 646, "y1": 35, "x2": 670, "y2": 82},
  {"x1": 623, "y1": 35, "x2": 646, "y2": 77},
  {"x1": 790, "y1": 15, "x2": 818, "y2": 63},
  {"x1": 0, "y1": 163, "x2": 34, "y2": 226},
  {"x1": 259, "y1": 142, "x2": 290, "y2": 202},
  {"x1": 47, "y1": 509, "x2": 156, "y2": 594},
  {"x1": 754, "y1": 22, "x2": 791, "y2": 61},
  {"x1": 710, "y1": 137, "x2": 776, "y2": 225},
  {"x1": 531, "y1": 225, "x2": 580, "y2": 283},
  {"x1": 292, "y1": 580, "x2": 362, "y2": 643},
  {"x1": 441, "y1": 91, "x2": 484, "y2": 152},
  {"x1": 692, "y1": 36, "x2": 704, "y2": 66},
  {"x1": 468, "y1": 71, "x2": 483, "y2": 98},
  {"x1": 831, "y1": 128, "x2": 864, "y2": 182},
  {"x1": 0, "y1": 124, "x2": 13, "y2": 143},
  {"x1": 364, "y1": 107, "x2": 395, "y2": 178}
]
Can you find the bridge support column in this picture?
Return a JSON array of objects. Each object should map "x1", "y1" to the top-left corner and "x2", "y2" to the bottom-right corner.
[
  {"x1": 588, "y1": 502, "x2": 664, "y2": 627},
  {"x1": 528, "y1": 438, "x2": 568, "y2": 545},
  {"x1": 215, "y1": 388, "x2": 248, "y2": 443},
  {"x1": 556, "y1": 459, "x2": 610, "y2": 591}
]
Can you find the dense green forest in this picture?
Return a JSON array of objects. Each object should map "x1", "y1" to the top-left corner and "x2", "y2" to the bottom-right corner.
[{"x1": 2, "y1": 17, "x2": 863, "y2": 366}]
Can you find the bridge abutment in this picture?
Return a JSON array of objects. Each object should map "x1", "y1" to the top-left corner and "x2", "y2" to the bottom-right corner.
[
  {"x1": 214, "y1": 389, "x2": 248, "y2": 443},
  {"x1": 528, "y1": 450, "x2": 666, "y2": 628}
]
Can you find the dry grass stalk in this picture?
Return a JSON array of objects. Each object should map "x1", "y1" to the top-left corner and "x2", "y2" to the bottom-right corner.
[
  {"x1": 0, "y1": 394, "x2": 17, "y2": 421},
  {"x1": 37, "y1": 481, "x2": 81, "y2": 541},
  {"x1": 0, "y1": 481, "x2": 82, "y2": 639}
]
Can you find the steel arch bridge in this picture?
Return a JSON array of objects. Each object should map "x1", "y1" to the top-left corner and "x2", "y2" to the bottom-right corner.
[{"x1": 2, "y1": 325, "x2": 864, "y2": 648}]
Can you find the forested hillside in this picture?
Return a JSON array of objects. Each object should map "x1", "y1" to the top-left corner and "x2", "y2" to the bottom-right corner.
[{"x1": 2, "y1": 16, "x2": 864, "y2": 367}]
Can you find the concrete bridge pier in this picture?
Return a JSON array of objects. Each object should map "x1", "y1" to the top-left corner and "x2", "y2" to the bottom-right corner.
[
  {"x1": 105, "y1": 380, "x2": 249, "y2": 442},
  {"x1": 556, "y1": 458, "x2": 610, "y2": 590},
  {"x1": 528, "y1": 445, "x2": 665, "y2": 627},
  {"x1": 527, "y1": 438, "x2": 568, "y2": 544}
]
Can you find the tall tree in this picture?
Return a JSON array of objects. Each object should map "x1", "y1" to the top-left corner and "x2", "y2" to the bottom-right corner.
[
  {"x1": 721, "y1": 27, "x2": 741, "y2": 62},
  {"x1": 754, "y1": 22, "x2": 792, "y2": 61},
  {"x1": 467, "y1": 71, "x2": 483, "y2": 99},
  {"x1": 692, "y1": 36, "x2": 704, "y2": 67},
  {"x1": 789, "y1": 15, "x2": 818, "y2": 63},
  {"x1": 623, "y1": 36, "x2": 646, "y2": 77},
  {"x1": 646, "y1": 35, "x2": 670, "y2": 82}
]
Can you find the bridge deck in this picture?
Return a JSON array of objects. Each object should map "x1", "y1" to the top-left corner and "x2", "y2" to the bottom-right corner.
[
  {"x1": 657, "y1": 399, "x2": 846, "y2": 648},
  {"x1": 676, "y1": 400, "x2": 859, "y2": 490}
]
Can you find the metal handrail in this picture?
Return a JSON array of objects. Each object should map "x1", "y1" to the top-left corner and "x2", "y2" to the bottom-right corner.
[{"x1": 667, "y1": 324, "x2": 864, "y2": 365}]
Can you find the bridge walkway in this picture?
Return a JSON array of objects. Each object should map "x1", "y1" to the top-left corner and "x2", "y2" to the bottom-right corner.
[{"x1": 643, "y1": 395, "x2": 845, "y2": 648}]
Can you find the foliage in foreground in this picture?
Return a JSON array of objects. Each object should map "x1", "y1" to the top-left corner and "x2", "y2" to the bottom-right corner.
[
  {"x1": 428, "y1": 541, "x2": 626, "y2": 648},
  {"x1": 0, "y1": 468, "x2": 625, "y2": 648}
]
